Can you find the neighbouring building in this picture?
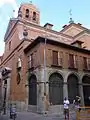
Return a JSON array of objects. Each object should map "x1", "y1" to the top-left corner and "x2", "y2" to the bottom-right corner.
[
  {"x1": 0, "y1": 2, "x2": 90, "y2": 114},
  {"x1": 0, "y1": 68, "x2": 3, "y2": 112}
]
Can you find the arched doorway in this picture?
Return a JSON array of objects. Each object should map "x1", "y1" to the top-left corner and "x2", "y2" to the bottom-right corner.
[
  {"x1": 82, "y1": 75, "x2": 90, "y2": 106},
  {"x1": 67, "y1": 74, "x2": 79, "y2": 103},
  {"x1": 28, "y1": 74, "x2": 37, "y2": 105},
  {"x1": 49, "y1": 73, "x2": 63, "y2": 105}
]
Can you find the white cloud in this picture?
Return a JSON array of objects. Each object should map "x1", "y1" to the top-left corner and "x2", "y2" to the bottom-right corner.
[
  {"x1": 0, "y1": 0, "x2": 14, "y2": 7},
  {"x1": 0, "y1": 0, "x2": 18, "y2": 17}
]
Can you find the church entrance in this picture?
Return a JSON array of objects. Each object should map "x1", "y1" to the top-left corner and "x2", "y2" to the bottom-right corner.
[
  {"x1": 82, "y1": 75, "x2": 90, "y2": 106},
  {"x1": 28, "y1": 74, "x2": 37, "y2": 105},
  {"x1": 67, "y1": 74, "x2": 79, "y2": 103},
  {"x1": 49, "y1": 72, "x2": 63, "y2": 105}
]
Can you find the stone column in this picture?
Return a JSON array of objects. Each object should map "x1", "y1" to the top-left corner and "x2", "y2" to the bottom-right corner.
[
  {"x1": 63, "y1": 82, "x2": 68, "y2": 99},
  {"x1": 79, "y1": 83, "x2": 84, "y2": 105},
  {"x1": 37, "y1": 69, "x2": 45, "y2": 114},
  {"x1": 37, "y1": 68, "x2": 49, "y2": 114},
  {"x1": 37, "y1": 81, "x2": 44, "y2": 114},
  {"x1": 25, "y1": 71, "x2": 29, "y2": 111},
  {"x1": 79, "y1": 73, "x2": 84, "y2": 106}
]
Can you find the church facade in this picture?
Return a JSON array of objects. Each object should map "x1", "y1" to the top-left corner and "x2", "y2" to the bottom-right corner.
[{"x1": 0, "y1": 2, "x2": 90, "y2": 114}]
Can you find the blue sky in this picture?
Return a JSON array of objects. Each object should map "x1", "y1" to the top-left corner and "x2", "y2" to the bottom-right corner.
[{"x1": 0, "y1": 0, "x2": 90, "y2": 55}]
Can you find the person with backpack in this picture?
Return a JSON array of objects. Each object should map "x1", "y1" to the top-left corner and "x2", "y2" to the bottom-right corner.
[{"x1": 73, "y1": 96, "x2": 81, "y2": 112}]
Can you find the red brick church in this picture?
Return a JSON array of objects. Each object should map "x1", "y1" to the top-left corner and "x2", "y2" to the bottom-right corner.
[{"x1": 0, "y1": 2, "x2": 90, "y2": 114}]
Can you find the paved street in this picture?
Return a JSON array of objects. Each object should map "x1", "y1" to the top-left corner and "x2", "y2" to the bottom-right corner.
[{"x1": 0, "y1": 111, "x2": 76, "y2": 120}]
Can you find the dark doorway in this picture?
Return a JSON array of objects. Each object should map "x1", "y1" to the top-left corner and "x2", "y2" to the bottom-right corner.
[
  {"x1": 82, "y1": 75, "x2": 90, "y2": 106},
  {"x1": 67, "y1": 74, "x2": 79, "y2": 103},
  {"x1": 49, "y1": 73, "x2": 63, "y2": 105},
  {"x1": 28, "y1": 74, "x2": 37, "y2": 105}
]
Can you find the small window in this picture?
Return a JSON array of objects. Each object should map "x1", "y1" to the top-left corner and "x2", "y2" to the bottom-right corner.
[
  {"x1": 33, "y1": 12, "x2": 36, "y2": 21},
  {"x1": 9, "y1": 41, "x2": 11, "y2": 50},
  {"x1": 25, "y1": 9, "x2": 29, "y2": 18},
  {"x1": 4, "y1": 80, "x2": 7, "y2": 85},
  {"x1": 26, "y1": 9, "x2": 29, "y2": 13},
  {"x1": 17, "y1": 58, "x2": 21, "y2": 69}
]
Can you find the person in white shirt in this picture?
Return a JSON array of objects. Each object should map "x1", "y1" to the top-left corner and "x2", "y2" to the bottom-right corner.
[{"x1": 63, "y1": 97, "x2": 70, "y2": 120}]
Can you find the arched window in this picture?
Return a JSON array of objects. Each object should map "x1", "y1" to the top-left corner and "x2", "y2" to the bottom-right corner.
[
  {"x1": 49, "y1": 73, "x2": 63, "y2": 105},
  {"x1": 33, "y1": 12, "x2": 36, "y2": 21},
  {"x1": 17, "y1": 58, "x2": 22, "y2": 85},
  {"x1": 25, "y1": 9, "x2": 29, "y2": 18},
  {"x1": 82, "y1": 75, "x2": 90, "y2": 106},
  {"x1": 67, "y1": 74, "x2": 79, "y2": 103},
  {"x1": 28, "y1": 75, "x2": 37, "y2": 105}
]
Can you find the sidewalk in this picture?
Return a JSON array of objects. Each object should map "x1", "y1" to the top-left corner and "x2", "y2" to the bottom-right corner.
[{"x1": 0, "y1": 111, "x2": 76, "y2": 120}]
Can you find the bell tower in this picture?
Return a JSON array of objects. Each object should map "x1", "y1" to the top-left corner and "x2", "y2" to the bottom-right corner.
[{"x1": 18, "y1": 2, "x2": 40, "y2": 24}]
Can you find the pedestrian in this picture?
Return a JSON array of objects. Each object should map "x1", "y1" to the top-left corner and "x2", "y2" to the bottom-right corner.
[
  {"x1": 42, "y1": 93, "x2": 50, "y2": 114},
  {"x1": 10, "y1": 103, "x2": 17, "y2": 119},
  {"x1": 63, "y1": 97, "x2": 70, "y2": 120},
  {"x1": 73, "y1": 96, "x2": 81, "y2": 112}
]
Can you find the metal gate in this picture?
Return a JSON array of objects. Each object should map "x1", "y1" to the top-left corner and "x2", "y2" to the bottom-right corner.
[{"x1": 76, "y1": 107, "x2": 90, "y2": 120}]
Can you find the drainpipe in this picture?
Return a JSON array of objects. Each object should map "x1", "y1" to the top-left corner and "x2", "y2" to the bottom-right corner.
[{"x1": 44, "y1": 36, "x2": 47, "y2": 95}]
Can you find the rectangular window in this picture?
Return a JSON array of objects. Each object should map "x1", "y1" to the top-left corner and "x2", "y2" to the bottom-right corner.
[
  {"x1": 74, "y1": 55, "x2": 78, "y2": 68},
  {"x1": 69, "y1": 54, "x2": 74, "y2": 68},
  {"x1": 52, "y1": 51, "x2": 58, "y2": 65},
  {"x1": 28, "y1": 53, "x2": 33, "y2": 69},
  {"x1": 52, "y1": 50, "x2": 63, "y2": 67},
  {"x1": 9, "y1": 41, "x2": 11, "y2": 50},
  {"x1": 83, "y1": 57, "x2": 88, "y2": 70},
  {"x1": 68, "y1": 54, "x2": 78, "y2": 69},
  {"x1": 58, "y1": 51, "x2": 63, "y2": 67},
  {"x1": 34, "y1": 51, "x2": 37, "y2": 66},
  {"x1": 87, "y1": 58, "x2": 90, "y2": 70}
]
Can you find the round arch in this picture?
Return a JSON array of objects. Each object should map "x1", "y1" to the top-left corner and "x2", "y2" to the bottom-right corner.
[
  {"x1": 48, "y1": 70, "x2": 64, "y2": 80},
  {"x1": 28, "y1": 74, "x2": 37, "y2": 105},
  {"x1": 82, "y1": 74, "x2": 90, "y2": 106},
  {"x1": 49, "y1": 72, "x2": 63, "y2": 105},
  {"x1": 67, "y1": 73, "x2": 79, "y2": 103},
  {"x1": 65, "y1": 72, "x2": 79, "y2": 83}
]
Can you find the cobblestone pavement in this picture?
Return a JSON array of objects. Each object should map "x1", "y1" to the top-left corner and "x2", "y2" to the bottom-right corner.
[{"x1": 0, "y1": 111, "x2": 76, "y2": 120}]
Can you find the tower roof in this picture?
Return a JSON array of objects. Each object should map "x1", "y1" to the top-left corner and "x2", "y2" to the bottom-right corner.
[{"x1": 20, "y1": 2, "x2": 40, "y2": 12}]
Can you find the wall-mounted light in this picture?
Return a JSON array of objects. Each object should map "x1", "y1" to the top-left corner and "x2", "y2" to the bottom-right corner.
[{"x1": 17, "y1": 58, "x2": 21, "y2": 70}]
